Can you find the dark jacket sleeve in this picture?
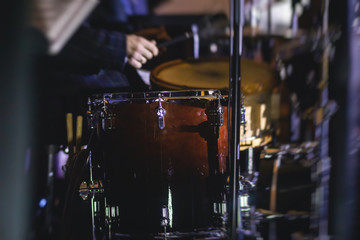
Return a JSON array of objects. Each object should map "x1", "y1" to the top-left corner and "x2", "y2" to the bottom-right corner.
[{"x1": 54, "y1": 24, "x2": 127, "y2": 72}]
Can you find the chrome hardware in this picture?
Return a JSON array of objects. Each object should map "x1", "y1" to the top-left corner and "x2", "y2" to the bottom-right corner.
[
  {"x1": 87, "y1": 97, "x2": 95, "y2": 129},
  {"x1": 79, "y1": 180, "x2": 104, "y2": 200},
  {"x1": 87, "y1": 96, "x2": 115, "y2": 130},
  {"x1": 240, "y1": 94, "x2": 247, "y2": 135},
  {"x1": 240, "y1": 105, "x2": 246, "y2": 126},
  {"x1": 213, "y1": 200, "x2": 228, "y2": 227},
  {"x1": 100, "y1": 96, "x2": 115, "y2": 130},
  {"x1": 160, "y1": 205, "x2": 170, "y2": 239},
  {"x1": 160, "y1": 205, "x2": 169, "y2": 227},
  {"x1": 155, "y1": 94, "x2": 166, "y2": 130},
  {"x1": 105, "y1": 205, "x2": 120, "y2": 238},
  {"x1": 79, "y1": 181, "x2": 89, "y2": 200},
  {"x1": 206, "y1": 93, "x2": 224, "y2": 127}
]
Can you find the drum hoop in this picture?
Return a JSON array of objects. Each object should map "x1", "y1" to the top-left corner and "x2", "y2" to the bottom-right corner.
[{"x1": 91, "y1": 89, "x2": 229, "y2": 105}]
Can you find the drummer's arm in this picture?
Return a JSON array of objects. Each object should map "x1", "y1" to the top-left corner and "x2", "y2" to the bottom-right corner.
[
  {"x1": 54, "y1": 25, "x2": 128, "y2": 71},
  {"x1": 126, "y1": 34, "x2": 159, "y2": 69},
  {"x1": 54, "y1": 24, "x2": 159, "y2": 70}
]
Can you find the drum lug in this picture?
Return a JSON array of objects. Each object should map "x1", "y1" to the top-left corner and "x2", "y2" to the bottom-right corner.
[
  {"x1": 87, "y1": 96, "x2": 115, "y2": 130},
  {"x1": 155, "y1": 95, "x2": 166, "y2": 130},
  {"x1": 206, "y1": 94, "x2": 224, "y2": 127},
  {"x1": 100, "y1": 96, "x2": 115, "y2": 130},
  {"x1": 240, "y1": 94, "x2": 247, "y2": 135},
  {"x1": 87, "y1": 97, "x2": 95, "y2": 129}
]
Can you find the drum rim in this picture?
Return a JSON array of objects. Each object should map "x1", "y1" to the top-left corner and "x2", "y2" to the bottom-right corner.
[{"x1": 90, "y1": 89, "x2": 229, "y2": 104}]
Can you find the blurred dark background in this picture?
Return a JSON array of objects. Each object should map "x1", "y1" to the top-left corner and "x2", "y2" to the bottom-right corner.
[{"x1": 0, "y1": 0, "x2": 359, "y2": 239}]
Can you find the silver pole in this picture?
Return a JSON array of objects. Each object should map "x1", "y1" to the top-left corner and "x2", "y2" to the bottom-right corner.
[{"x1": 229, "y1": 0, "x2": 244, "y2": 238}]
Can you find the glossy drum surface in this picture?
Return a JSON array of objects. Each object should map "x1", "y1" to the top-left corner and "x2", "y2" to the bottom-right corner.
[{"x1": 90, "y1": 90, "x2": 229, "y2": 237}]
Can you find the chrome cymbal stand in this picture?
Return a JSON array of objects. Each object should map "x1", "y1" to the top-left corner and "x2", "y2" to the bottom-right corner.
[{"x1": 228, "y1": 0, "x2": 245, "y2": 239}]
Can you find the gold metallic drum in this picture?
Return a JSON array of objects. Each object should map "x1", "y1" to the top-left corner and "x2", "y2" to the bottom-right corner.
[
  {"x1": 150, "y1": 58, "x2": 278, "y2": 148},
  {"x1": 150, "y1": 58, "x2": 276, "y2": 94}
]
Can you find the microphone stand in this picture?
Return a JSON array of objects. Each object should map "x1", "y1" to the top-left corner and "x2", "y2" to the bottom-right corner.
[{"x1": 228, "y1": 0, "x2": 244, "y2": 239}]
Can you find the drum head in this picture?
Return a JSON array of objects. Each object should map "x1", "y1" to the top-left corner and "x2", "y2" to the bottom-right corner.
[{"x1": 150, "y1": 58, "x2": 277, "y2": 94}]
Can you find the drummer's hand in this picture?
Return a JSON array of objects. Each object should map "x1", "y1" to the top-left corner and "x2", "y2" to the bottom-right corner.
[{"x1": 126, "y1": 34, "x2": 159, "y2": 69}]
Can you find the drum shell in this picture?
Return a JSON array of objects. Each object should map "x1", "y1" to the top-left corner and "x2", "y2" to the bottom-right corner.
[{"x1": 96, "y1": 92, "x2": 228, "y2": 234}]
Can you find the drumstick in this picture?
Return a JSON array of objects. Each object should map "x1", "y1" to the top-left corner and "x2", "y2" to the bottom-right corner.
[
  {"x1": 156, "y1": 13, "x2": 228, "y2": 49},
  {"x1": 75, "y1": 115, "x2": 83, "y2": 153},
  {"x1": 66, "y1": 113, "x2": 74, "y2": 155},
  {"x1": 157, "y1": 32, "x2": 193, "y2": 48}
]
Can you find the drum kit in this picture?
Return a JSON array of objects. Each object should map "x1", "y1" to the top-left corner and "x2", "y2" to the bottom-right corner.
[{"x1": 62, "y1": 1, "x2": 337, "y2": 239}]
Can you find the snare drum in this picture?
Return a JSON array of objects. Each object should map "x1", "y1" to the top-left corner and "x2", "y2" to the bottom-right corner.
[
  {"x1": 151, "y1": 59, "x2": 277, "y2": 148},
  {"x1": 89, "y1": 90, "x2": 228, "y2": 238},
  {"x1": 150, "y1": 58, "x2": 276, "y2": 94}
]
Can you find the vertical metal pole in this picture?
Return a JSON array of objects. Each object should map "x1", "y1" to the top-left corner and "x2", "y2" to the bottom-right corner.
[
  {"x1": 88, "y1": 151, "x2": 97, "y2": 240},
  {"x1": 229, "y1": 0, "x2": 244, "y2": 239}
]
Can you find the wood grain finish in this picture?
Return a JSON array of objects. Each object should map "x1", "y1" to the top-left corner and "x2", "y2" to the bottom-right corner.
[{"x1": 101, "y1": 96, "x2": 228, "y2": 234}]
